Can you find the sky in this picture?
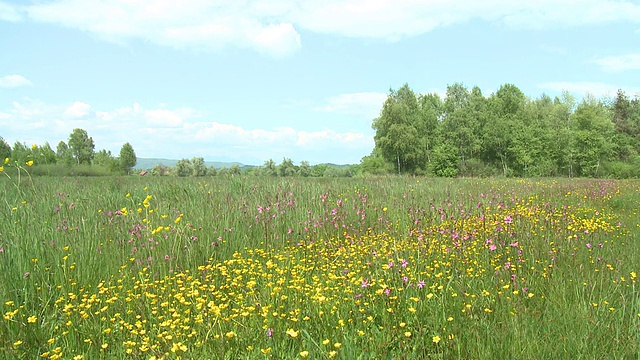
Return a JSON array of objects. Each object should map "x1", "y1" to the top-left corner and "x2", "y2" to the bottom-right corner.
[{"x1": 1, "y1": 0, "x2": 640, "y2": 166}]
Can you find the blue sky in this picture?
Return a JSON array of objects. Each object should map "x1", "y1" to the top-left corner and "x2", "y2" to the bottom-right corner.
[{"x1": 1, "y1": 1, "x2": 639, "y2": 165}]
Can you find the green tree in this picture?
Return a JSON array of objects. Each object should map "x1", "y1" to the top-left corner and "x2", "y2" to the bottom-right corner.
[
  {"x1": 151, "y1": 164, "x2": 170, "y2": 176},
  {"x1": 571, "y1": 96, "x2": 616, "y2": 177},
  {"x1": 191, "y1": 157, "x2": 207, "y2": 176},
  {"x1": 0, "y1": 136, "x2": 11, "y2": 161},
  {"x1": 372, "y1": 84, "x2": 422, "y2": 174},
  {"x1": 119, "y1": 143, "x2": 137, "y2": 174},
  {"x1": 278, "y1": 158, "x2": 296, "y2": 177},
  {"x1": 93, "y1": 149, "x2": 118, "y2": 172},
  {"x1": 68, "y1": 128, "x2": 95, "y2": 165},
  {"x1": 11, "y1": 142, "x2": 29, "y2": 164},
  {"x1": 229, "y1": 164, "x2": 242, "y2": 176},
  {"x1": 36, "y1": 142, "x2": 57, "y2": 165},
  {"x1": 56, "y1": 141, "x2": 74, "y2": 166},
  {"x1": 298, "y1": 161, "x2": 312, "y2": 177},
  {"x1": 175, "y1": 159, "x2": 192, "y2": 177},
  {"x1": 262, "y1": 159, "x2": 278, "y2": 176}
]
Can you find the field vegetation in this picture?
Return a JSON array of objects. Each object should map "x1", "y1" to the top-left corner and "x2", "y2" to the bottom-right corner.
[{"x1": 1, "y1": 172, "x2": 639, "y2": 359}]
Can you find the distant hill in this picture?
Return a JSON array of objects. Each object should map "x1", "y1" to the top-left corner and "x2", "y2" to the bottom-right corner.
[{"x1": 135, "y1": 158, "x2": 252, "y2": 170}]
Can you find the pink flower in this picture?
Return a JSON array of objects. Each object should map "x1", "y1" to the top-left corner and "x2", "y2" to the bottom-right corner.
[
  {"x1": 417, "y1": 280, "x2": 425, "y2": 289},
  {"x1": 504, "y1": 215, "x2": 513, "y2": 224}
]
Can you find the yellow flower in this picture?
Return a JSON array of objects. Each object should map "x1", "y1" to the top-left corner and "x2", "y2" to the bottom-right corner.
[
  {"x1": 299, "y1": 350, "x2": 309, "y2": 357},
  {"x1": 286, "y1": 328, "x2": 299, "y2": 338},
  {"x1": 322, "y1": 339, "x2": 330, "y2": 345},
  {"x1": 432, "y1": 335, "x2": 441, "y2": 344},
  {"x1": 328, "y1": 350, "x2": 337, "y2": 358},
  {"x1": 101, "y1": 343, "x2": 108, "y2": 350},
  {"x1": 26, "y1": 160, "x2": 34, "y2": 167},
  {"x1": 13, "y1": 340, "x2": 23, "y2": 347},
  {"x1": 73, "y1": 355, "x2": 83, "y2": 360},
  {"x1": 28, "y1": 315, "x2": 37, "y2": 323},
  {"x1": 3, "y1": 157, "x2": 8, "y2": 164},
  {"x1": 404, "y1": 331, "x2": 412, "y2": 338},
  {"x1": 32, "y1": 144, "x2": 37, "y2": 150},
  {"x1": 0, "y1": 166, "x2": 3, "y2": 172},
  {"x1": 334, "y1": 343, "x2": 342, "y2": 349},
  {"x1": 225, "y1": 331, "x2": 235, "y2": 338},
  {"x1": 261, "y1": 347, "x2": 272, "y2": 354}
]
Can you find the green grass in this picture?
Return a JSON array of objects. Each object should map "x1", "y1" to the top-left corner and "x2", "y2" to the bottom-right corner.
[{"x1": 1, "y1": 175, "x2": 639, "y2": 359}]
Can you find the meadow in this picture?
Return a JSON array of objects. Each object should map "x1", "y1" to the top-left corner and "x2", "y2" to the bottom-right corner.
[{"x1": 1, "y1": 174, "x2": 639, "y2": 359}]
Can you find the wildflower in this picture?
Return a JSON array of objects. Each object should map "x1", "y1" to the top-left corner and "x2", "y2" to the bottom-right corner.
[
  {"x1": 286, "y1": 328, "x2": 299, "y2": 338},
  {"x1": 13, "y1": 340, "x2": 23, "y2": 347},
  {"x1": 3, "y1": 157, "x2": 8, "y2": 164},
  {"x1": 0, "y1": 166, "x2": 3, "y2": 172},
  {"x1": 261, "y1": 348, "x2": 272, "y2": 354},
  {"x1": 322, "y1": 339, "x2": 330, "y2": 345},
  {"x1": 417, "y1": 280, "x2": 425, "y2": 289},
  {"x1": 329, "y1": 351, "x2": 338, "y2": 358},
  {"x1": 32, "y1": 144, "x2": 37, "y2": 150},
  {"x1": 225, "y1": 331, "x2": 235, "y2": 338},
  {"x1": 266, "y1": 328, "x2": 274, "y2": 337},
  {"x1": 26, "y1": 160, "x2": 34, "y2": 167},
  {"x1": 404, "y1": 331, "x2": 412, "y2": 338},
  {"x1": 504, "y1": 215, "x2": 513, "y2": 224},
  {"x1": 28, "y1": 315, "x2": 37, "y2": 323},
  {"x1": 334, "y1": 343, "x2": 342, "y2": 349},
  {"x1": 300, "y1": 350, "x2": 309, "y2": 357},
  {"x1": 432, "y1": 336, "x2": 441, "y2": 344}
]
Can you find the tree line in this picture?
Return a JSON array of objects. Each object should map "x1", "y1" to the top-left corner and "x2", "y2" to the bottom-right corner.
[
  {"x1": 0, "y1": 128, "x2": 137, "y2": 175},
  {"x1": 366, "y1": 83, "x2": 640, "y2": 178}
]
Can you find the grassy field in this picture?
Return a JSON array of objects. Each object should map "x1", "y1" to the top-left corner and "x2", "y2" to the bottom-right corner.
[{"x1": 1, "y1": 175, "x2": 639, "y2": 359}]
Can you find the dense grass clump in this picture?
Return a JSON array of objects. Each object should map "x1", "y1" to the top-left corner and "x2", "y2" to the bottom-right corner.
[{"x1": 1, "y1": 176, "x2": 639, "y2": 359}]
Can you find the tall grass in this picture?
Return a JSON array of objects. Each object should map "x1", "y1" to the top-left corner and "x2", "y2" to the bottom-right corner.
[{"x1": 1, "y1": 176, "x2": 639, "y2": 359}]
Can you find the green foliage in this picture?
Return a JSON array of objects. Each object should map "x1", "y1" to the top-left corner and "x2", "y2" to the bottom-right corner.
[
  {"x1": 67, "y1": 128, "x2": 95, "y2": 165},
  {"x1": 430, "y1": 143, "x2": 459, "y2": 177},
  {"x1": 119, "y1": 142, "x2": 137, "y2": 174},
  {"x1": 370, "y1": 83, "x2": 640, "y2": 178},
  {"x1": 278, "y1": 158, "x2": 297, "y2": 177},
  {"x1": 175, "y1": 158, "x2": 193, "y2": 177},
  {"x1": 191, "y1": 157, "x2": 207, "y2": 177},
  {"x1": 0, "y1": 136, "x2": 11, "y2": 160}
]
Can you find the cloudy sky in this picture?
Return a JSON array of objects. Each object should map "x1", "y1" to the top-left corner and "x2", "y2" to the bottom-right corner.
[{"x1": 1, "y1": 0, "x2": 639, "y2": 165}]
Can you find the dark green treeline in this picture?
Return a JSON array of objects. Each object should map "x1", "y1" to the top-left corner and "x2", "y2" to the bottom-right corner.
[{"x1": 368, "y1": 83, "x2": 640, "y2": 178}]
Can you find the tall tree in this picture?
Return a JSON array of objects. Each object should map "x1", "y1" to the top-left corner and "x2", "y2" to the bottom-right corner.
[
  {"x1": 372, "y1": 84, "x2": 421, "y2": 174},
  {"x1": 119, "y1": 142, "x2": 137, "y2": 174},
  {"x1": 571, "y1": 96, "x2": 616, "y2": 177},
  {"x1": 68, "y1": 128, "x2": 95, "y2": 165}
]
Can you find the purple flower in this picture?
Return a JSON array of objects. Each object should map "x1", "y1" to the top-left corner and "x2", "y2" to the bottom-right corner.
[
  {"x1": 417, "y1": 280, "x2": 425, "y2": 289},
  {"x1": 504, "y1": 215, "x2": 513, "y2": 224},
  {"x1": 401, "y1": 259, "x2": 408, "y2": 268}
]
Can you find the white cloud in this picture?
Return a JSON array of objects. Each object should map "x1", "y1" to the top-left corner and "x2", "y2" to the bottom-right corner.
[
  {"x1": 2, "y1": 1, "x2": 638, "y2": 55},
  {"x1": 592, "y1": 54, "x2": 640, "y2": 72},
  {"x1": 64, "y1": 101, "x2": 93, "y2": 119},
  {"x1": 317, "y1": 92, "x2": 387, "y2": 118},
  {"x1": 0, "y1": 1, "x2": 21, "y2": 22},
  {"x1": 0, "y1": 74, "x2": 32, "y2": 88},
  {"x1": 538, "y1": 81, "x2": 640, "y2": 99},
  {"x1": 0, "y1": 100, "x2": 372, "y2": 164}
]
